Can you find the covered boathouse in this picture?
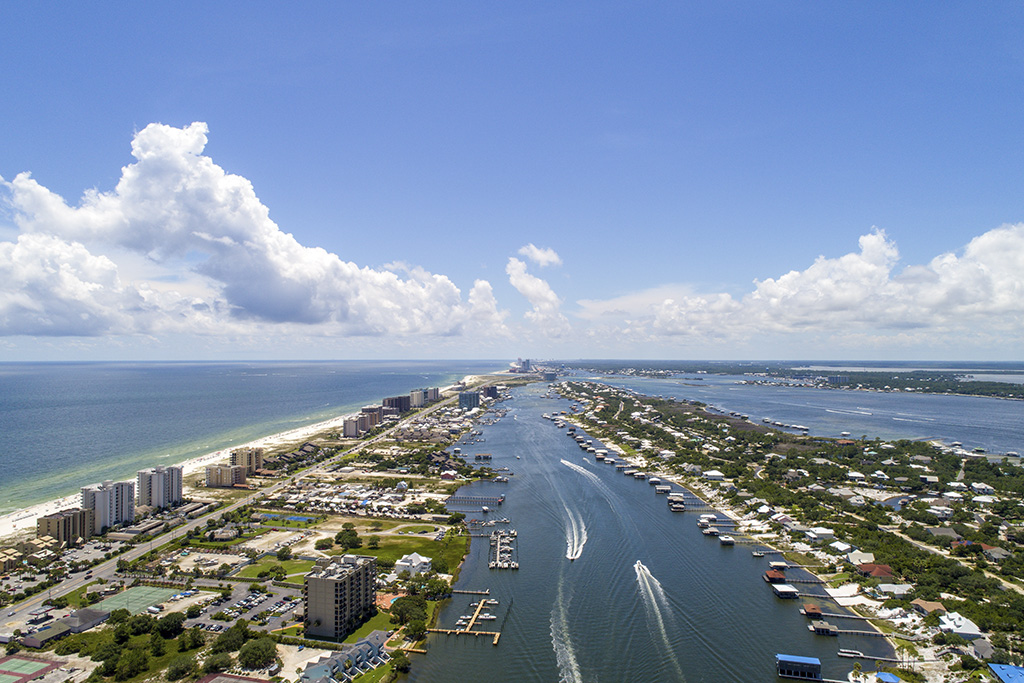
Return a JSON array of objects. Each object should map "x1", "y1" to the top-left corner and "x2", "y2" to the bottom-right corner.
[{"x1": 776, "y1": 654, "x2": 822, "y2": 680}]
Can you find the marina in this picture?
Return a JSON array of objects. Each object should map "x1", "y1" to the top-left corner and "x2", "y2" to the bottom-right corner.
[{"x1": 413, "y1": 382, "x2": 897, "y2": 682}]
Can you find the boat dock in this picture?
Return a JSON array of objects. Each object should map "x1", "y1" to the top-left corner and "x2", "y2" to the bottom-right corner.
[
  {"x1": 447, "y1": 494, "x2": 505, "y2": 506},
  {"x1": 837, "y1": 649, "x2": 902, "y2": 663},
  {"x1": 428, "y1": 591, "x2": 503, "y2": 646},
  {"x1": 489, "y1": 529, "x2": 519, "y2": 569},
  {"x1": 452, "y1": 589, "x2": 490, "y2": 595}
]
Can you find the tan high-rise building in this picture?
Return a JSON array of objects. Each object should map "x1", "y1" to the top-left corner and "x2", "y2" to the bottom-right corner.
[
  {"x1": 205, "y1": 464, "x2": 247, "y2": 488},
  {"x1": 229, "y1": 447, "x2": 264, "y2": 475},
  {"x1": 304, "y1": 555, "x2": 377, "y2": 640},
  {"x1": 37, "y1": 508, "x2": 94, "y2": 547}
]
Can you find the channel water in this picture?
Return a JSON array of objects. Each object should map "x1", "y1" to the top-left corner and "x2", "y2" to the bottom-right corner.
[{"x1": 412, "y1": 383, "x2": 889, "y2": 682}]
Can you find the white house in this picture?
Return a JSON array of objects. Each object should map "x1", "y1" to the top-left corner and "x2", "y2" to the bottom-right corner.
[
  {"x1": 805, "y1": 527, "x2": 835, "y2": 543},
  {"x1": 394, "y1": 552, "x2": 433, "y2": 577},
  {"x1": 703, "y1": 470, "x2": 725, "y2": 481},
  {"x1": 939, "y1": 612, "x2": 984, "y2": 640},
  {"x1": 971, "y1": 482, "x2": 995, "y2": 495}
]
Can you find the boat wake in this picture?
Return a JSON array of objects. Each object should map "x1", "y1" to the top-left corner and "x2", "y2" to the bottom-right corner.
[
  {"x1": 550, "y1": 574, "x2": 583, "y2": 683},
  {"x1": 826, "y1": 407, "x2": 873, "y2": 416},
  {"x1": 634, "y1": 561, "x2": 685, "y2": 681},
  {"x1": 563, "y1": 504, "x2": 588, "y2": 561},
  {"x1": 560, "y1": 459, "x2": 642, "y2": 540}
]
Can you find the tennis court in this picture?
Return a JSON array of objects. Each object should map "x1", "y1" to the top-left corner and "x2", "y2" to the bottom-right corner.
[
  {"x1": 95, "y1": 585, "x2": 176, "y2": 614},
  {"x1": 0, "y1": 655, "x2": 60, "y2": 683}
]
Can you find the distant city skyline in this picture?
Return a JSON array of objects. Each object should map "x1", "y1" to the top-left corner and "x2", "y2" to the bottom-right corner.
[{"x1": 2, "y1": 4, "x2": 1023, "y2": 361}]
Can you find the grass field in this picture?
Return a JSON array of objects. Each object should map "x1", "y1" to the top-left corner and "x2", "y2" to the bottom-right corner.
[
  {"x1": 236, "y1": 558, "x2": 314, "y2": 580},
  {"x1": 329, "y1": 533, "x2": 468, "y2": 570},
  {"x1": 343, "y1": 611, "x2": 395, "y2": 644}
]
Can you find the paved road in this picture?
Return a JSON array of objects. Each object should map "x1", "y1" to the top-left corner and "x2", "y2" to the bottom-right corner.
[{"x1": 3, "y1": 384, "x2": 481, "y2": 631}]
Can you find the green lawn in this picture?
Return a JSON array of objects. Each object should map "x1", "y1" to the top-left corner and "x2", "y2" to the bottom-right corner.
[
  {"x1": 391, "y1": 525, "x2": 435, "y2": 533},
  {"x1": 343, "y1": 610, "x2": 395, "y2": 644},
  {"x1": 330, "y1": 533, "x2": 468, "y2": 570},
  {"x1": 351, "y1": 664, "x2": 393, "y2": 683},
  {"x1": 236, "y1": 558, "x2": 314, "y2": 579}
]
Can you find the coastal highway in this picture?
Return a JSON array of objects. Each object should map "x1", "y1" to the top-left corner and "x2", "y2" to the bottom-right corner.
[{"x1": 3, "y1": 377, "x2": 502, "y2": 631}]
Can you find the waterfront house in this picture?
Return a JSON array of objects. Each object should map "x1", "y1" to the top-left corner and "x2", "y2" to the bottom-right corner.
[
  {"x1": 984, "y1": 547, "x2": 1011, "y2": 563},
  {"x1": 805, "y1": 527, "x2": 834, "y2": 543},
  {"x1": 857, "y1": 563, "x2": 894, "y2": 579},
  {"x1": 939, "y1": 612, "x2": 984, "y2": 640},
  {"x1": 847, "y1": 550, "x2": 874, "y2": 565},
  {"x1": 910, "y1": 598, "x2": 946, "y2": 616},
  {"x1": 394, "y1": 552, "x2": 432, "y2": 577},
  {"x1": 989, "y1": 663, "x2": 1024, "y2": 683}
]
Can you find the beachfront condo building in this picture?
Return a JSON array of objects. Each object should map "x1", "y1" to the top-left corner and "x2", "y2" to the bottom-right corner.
[
  {"x1": 81, "y1": 480, "x2": 135, "y2": 533},
  {"x1": 137, "y1": 465, "x2": 184, "y2": 509},
  {"x1": 459, "y1": 391, "x2": 480, "y2": 411},
  {"x1": 230, "y1": 447, "x2": 264, "y2": 475},
  {"x1": 410, "y1": 389, "x2": 425, "y2": 408},
  {"x1": 205, "y1": 464, "x2": 247, "y2": 488},
  {"x1": 36, "y1": 507, "x2": 94, "y2": 547},
  {"x1": 304, "y1": 555, "x2": 377, "y2": 640},
  {"x1": 383, "y1": 395, "x2": 411, "y2": 413}
]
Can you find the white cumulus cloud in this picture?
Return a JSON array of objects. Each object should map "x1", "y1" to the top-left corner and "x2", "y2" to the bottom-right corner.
[
  {"x1": 1, "y1": 122, "x2": 508, "y2": 339},
  {"x1": 577, "y1": 226, "x2": 1024, "y2": 348},
  {"x1": 517, "y1": 243, "x2": 562, "y2": 267},
  {"x1": 506, "y1": 257, "x2": 570, "y2": 337}
]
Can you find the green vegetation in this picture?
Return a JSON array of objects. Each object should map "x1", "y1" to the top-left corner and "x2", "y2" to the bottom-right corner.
[
  {"x1": 558, "y1": 377, "x2": 1024, "y2": 654},
  {"x1": 237, "y1": 558, "x2": 314, "y2": 580},
  {"x1": 343, "y1": 610, "x2": 395, "y2": 644}
]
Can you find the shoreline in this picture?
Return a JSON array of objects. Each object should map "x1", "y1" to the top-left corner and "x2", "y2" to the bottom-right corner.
[{"x1": 0, "y1": 375, "x2": 485, "y2": 543}]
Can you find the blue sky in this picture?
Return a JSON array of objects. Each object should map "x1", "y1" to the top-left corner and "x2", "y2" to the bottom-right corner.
[{"x1": 2, "y1": 3, "x2": 1023, "y2": 361}]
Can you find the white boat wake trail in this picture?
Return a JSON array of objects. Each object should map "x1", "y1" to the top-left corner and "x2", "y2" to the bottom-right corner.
[
  {"x1": 550, "y1": 574, "x2": 583, "y2": 683},
  {"x1": 563, "y1": 503, "x2": 588, "y2": 561},
  {"x1": 560, "y1": 458, "x2": 642, "y2": 539},
  {"x1": 634, "y1": 560, "x2": 685, "y2": 681}
]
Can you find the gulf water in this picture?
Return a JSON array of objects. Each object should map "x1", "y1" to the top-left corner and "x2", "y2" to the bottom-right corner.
[
  {"x1": 415, "y1": 383, "x2": 893, "y2": 682},
  {"x1": 0, "y1": 361, "x2": 500, "y2": 516}
]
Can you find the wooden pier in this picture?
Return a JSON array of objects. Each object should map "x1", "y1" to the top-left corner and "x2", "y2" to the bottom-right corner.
[
  {"x1": 837, "y1": 650, "x2": 902, "y2": 663},
  {"x1": 427, "y1": 597, "x2": 502, "y2": 645},
  {"x1": 446, "y1": 494, "x2": 505, "y2": 506},
  {"x1": 452, "y1": 589, "x2": 490, "y2": 595},
  {"x1": 800, "y1": 608, "x2": 871, "y2": 621}
]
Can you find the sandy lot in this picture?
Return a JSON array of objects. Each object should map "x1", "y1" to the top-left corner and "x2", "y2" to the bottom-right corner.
[{"x1": 173, "y1": 550, "x2": 248, "y2": 573}]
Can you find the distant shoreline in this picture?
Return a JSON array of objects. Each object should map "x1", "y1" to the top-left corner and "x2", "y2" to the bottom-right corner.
[{"x1": 0, "y1": 374, "x2": 487, "y2": 543}]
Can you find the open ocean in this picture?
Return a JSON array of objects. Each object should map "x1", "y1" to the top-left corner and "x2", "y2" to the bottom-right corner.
[{"x1": 0, "y1": 361, "x2": 502, "y2": 516}]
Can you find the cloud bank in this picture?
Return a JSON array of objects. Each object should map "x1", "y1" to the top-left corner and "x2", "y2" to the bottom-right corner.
[
  {"x1": 1, "y1": 122, "x2": 507, "y2": 340},
  {"x1": 1, "y1": 121, "x2": 1021, "y2": 358},
  {"x1": 577, "y1": 226, "x2": 1024, "y2": 352}
]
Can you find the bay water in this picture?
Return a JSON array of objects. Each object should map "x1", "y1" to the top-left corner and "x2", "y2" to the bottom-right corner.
[{"x1": 416, "y1": 383, "x2": 892, "y2": 682}]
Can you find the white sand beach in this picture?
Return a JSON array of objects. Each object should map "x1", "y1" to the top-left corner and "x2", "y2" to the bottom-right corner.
[
  {"x1": 0, "y1": 410, "x2": 353, "y2": 542},
  {"x1": 0, "y1": 374, "x2": 485, "y2": 544}
]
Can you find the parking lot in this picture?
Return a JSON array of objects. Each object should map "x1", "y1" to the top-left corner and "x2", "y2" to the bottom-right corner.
[{"x1": 185, "y1": 582, "x2": 302, "y2": 633}]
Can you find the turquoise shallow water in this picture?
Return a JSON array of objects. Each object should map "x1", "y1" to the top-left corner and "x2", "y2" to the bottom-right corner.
[{"x1": 0, "y1": 360, "x2": 502, "y2": 515}]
